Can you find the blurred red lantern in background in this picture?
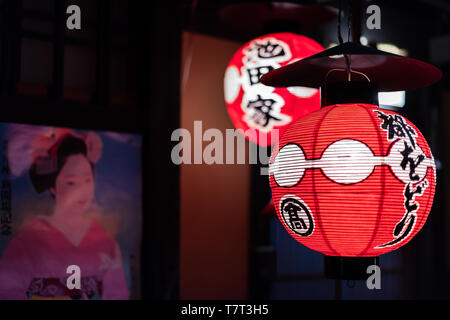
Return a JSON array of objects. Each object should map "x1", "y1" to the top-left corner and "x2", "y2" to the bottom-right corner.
[
  {"x1": 224, "y1": 32, "x2": 323, "y2": 146},
  {"x1": 269, "y1": 103, "x2": 436, "y2": 257}
]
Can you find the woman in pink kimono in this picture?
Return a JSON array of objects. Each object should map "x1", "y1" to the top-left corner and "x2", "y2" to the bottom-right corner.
[{"x1": 0, "y1": 128, "x2": 129, "y2": 300}]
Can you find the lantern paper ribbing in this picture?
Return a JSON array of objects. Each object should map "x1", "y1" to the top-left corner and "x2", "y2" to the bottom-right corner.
[
  {"x1": 269, "y1": 103, "x2": 436, "y2": 257},
  {"x1": 224, "y1": 32, "x2": 323, "y2": 146}
]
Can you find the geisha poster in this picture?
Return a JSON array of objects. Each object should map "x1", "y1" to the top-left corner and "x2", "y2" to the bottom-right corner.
[{"x1": 0, "y1": 123, "x2": 142, "y2": 300}]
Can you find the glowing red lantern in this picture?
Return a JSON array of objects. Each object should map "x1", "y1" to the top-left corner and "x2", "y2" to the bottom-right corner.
[
  {"x1": 224, "y1": 32, "x2": 323, "y2": 146},
  {"x1": 269, "y1": 103, "x2": 436, "y2": 257}
]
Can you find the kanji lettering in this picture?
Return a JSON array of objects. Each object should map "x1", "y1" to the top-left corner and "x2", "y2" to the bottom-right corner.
[
  {"x1": 284, "y1": 202, "x2": 307, "y2": 231},
  {"x1": 246, "y1": 65, "x2": 274, "y2": 85},
  {"x1": 375, "y1": 111, "x2": 417, "y2": 148},
  {"x1": 253, "y1": 40, "x2": 286, "y2": 59},
  {"x1": 280, "y1": 196, "x2": 314, "y2": 237},
  {"x1": 246, "y1": 94, "x2": 282, "y2": 128},
  {"x1": 400, "y1": 140, "x2": 425, "y2": 181},
  {"x1": 376, "y1": 179, "x2": 428, "y2": 248}
]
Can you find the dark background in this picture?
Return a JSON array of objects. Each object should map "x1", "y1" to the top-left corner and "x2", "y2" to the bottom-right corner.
[{"x1": 1, "y1": 0, "x2": 450, "y2": 299}]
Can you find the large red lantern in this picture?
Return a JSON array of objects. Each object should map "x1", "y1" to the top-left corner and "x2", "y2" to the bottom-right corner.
[
  {"x1": 224, "y1": 32, "x2": 323, "y2": 146},
  {"x1": 269, "y1": 103, "x2": 436, "y2": 257},
  {"x1": 261, "y1": 41, "x2": 442, "y2": 278}
]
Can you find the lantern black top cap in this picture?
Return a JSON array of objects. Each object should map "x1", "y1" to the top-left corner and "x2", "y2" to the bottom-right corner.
[{"x1": 260, "y1": 42, "x2": 442, "y2": 92}]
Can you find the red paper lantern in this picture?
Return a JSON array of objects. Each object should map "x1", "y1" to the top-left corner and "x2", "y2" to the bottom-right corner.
[
  {"x1": 224, "y1": 32, "x2": 323, "y2": 146},
  {"x1": 269, "y1": 103, "x2": 436, "y2": 257}
]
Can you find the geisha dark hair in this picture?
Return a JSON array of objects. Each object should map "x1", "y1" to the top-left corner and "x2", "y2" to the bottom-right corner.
[{"x1": 29, "y1": 135, "x2": 94, "y2": 194}]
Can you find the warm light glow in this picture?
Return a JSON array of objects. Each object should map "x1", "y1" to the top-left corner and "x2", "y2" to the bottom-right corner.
[
  {"x1": 360, "y1": 36, "x2": 368, "y2": 46},
  {"x1": 379, "y1": 91, "x2": 405, "y2": 108},
  {"x1": 376, "y1": 43, "x2": 408, "y2": 56},
  {"x1": 269, "y1": 103, "x2": 436, "y2": 257},
  {"x1": 326, "y1": 42, "x2": 337, "y2": 49},
  {"x1": 224, "y1": 32, "x2": 324, "y2": 146}
]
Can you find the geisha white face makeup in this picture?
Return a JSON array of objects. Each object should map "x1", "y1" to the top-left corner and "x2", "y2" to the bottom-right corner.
[{"x1": 51, "y1": 154, "x2": 94, "y2": 214}]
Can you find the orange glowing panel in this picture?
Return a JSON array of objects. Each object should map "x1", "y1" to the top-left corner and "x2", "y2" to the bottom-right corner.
[
  {"x1": 224, "y1": 33, "x2": 323, "y2": 146},
  {"x1": 269, "y1": 103, "x2": 436, "y2": 257}
]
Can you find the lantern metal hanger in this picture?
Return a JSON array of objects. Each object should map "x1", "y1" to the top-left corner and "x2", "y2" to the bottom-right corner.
[
  {"x1": 260, "y1": 0, "x2": 442, "y2": 104},
  {"x1": 261, "y1": 41, "x2": 443, "y2": 99}
]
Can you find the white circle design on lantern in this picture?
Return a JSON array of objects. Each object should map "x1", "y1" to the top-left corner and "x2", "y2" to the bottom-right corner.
[
  {"x1": 271, "y1": 144, "x2": 306, "y2": 187},
  {"x1": 320, "y1": 139, "x2": 375, "y2": 184},
  {"x1": 270, "y1": 138, "x2": 436, "y2": 188},
  {"x1": 224, "y1": 66, "x2": 241, "y2": 104}
]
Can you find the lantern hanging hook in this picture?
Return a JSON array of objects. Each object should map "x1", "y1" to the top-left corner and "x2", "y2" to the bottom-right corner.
[
  {"x1": 325, "y1": 68, "x2": 371, "y2": 84},
  {"x1": 337, "y1": 0, "x2": 352, "y2": 81},
  {"x1": 345, "y1": 3, "x2": 352, "y2": 81}
]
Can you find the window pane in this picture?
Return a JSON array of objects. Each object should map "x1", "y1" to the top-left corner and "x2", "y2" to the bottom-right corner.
[
  {"x1": 21, "y1": 17, "x2": 53, "y2": 35},
  {"x1": 22, "y1": 0, "x2": 55, "y2": 14},
  {"x1": 20, "y1": 38, "x2": 53, "y2": 85},
  {"x1": 64, "y1": 45, "x2": 96, "y2": 90},
  {"x1": 110, "y1": 51, "x2": 136, "y2": 99}
]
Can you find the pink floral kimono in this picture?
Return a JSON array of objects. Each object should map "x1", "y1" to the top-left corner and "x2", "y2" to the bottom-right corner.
[{"x1": 0, "y1": 217, "x2": 129, "y2": 300}]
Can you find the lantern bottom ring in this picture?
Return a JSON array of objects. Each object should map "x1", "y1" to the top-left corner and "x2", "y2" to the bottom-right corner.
[{"x1": 324, "y1": 256, "x2": 380, "y2": 280}]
